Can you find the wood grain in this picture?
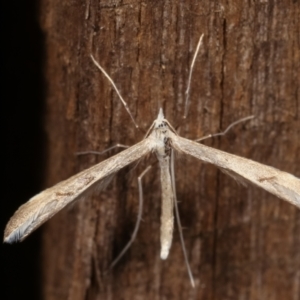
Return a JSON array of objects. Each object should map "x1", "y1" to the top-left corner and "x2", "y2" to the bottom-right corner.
[{"x1": 38, "y1": 0, "x2": 300, "y2": 299}]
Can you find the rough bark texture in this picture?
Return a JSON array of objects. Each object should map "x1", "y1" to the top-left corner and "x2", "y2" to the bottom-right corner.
[{"x1": 38, "y1": 1, "x2": 299, "y2": 299}]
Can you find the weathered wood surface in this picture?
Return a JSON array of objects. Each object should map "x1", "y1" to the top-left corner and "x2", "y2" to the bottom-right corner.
[{"x1": 38, "y1": 1, "x2": 300, "y2": 299}]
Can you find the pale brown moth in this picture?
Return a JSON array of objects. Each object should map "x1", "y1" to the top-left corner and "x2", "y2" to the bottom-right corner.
[{"x1": 4, "y1": 34, "x2": 300, "y2": 287}]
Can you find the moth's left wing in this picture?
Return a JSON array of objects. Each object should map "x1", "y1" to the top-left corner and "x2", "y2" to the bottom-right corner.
[
  {"x1": 4, "y1": 138, "x2": 152, "y2": 243},
  {"x1": 172, "y1": 135, "x2": 300, "y2": 208}
]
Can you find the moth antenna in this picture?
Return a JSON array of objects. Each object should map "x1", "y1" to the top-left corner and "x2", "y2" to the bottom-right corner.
[
  {"x1": 171, "y1": 150, "x2": 195, "y2": 287},
  {"x1": 109, "y1": 165, "x2": 152, "y2": 269},
  {"x1": 184, "y1": 33, "x2": 204, "y2": 119},
  {"x1": 195, "y1": 115, "x2": 255, "y2": 142},
  {"x1": 90, "y1": 54, "x2": 139, "y2": 129}
]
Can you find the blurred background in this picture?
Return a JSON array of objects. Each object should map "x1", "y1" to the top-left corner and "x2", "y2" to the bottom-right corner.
[{"x1": 1, "y1": 1, "x2": 44, "y2": 299}]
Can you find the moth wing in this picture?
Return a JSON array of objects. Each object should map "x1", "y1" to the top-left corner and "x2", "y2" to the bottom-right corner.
[
  {"x1": 172, "y1": 136, "x2": 300, "y2": 208},
  {"x1": 4, "y1": 139, "x2": 152, "y2": 243}
]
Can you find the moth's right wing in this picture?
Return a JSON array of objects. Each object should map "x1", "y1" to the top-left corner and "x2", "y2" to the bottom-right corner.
[
  {"x1": 4, "y1": 138, "x2": 152, "y2": 243},
  {"x1": 172, "y1": 135, "x2": 300, "y2": 209}
]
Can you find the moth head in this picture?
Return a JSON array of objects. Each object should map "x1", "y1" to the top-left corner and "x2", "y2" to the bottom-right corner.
[{"x1": 154, "y1": 108, "x2": 168, "y2": 129}]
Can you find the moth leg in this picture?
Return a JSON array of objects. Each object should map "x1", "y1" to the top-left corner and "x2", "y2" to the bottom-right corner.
[
  {"x1": 109, "y1": 165, "x2": 152, "y2": 269},
  {"x1": 171, "y1": 150, "x2": 195, "y2": 287},
  {"x1": 195, "y1": 115, "x2": 254, "y2": 142},
  {"x1": 75, "y1": 144, "x2": 129, "y2": 156}
]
